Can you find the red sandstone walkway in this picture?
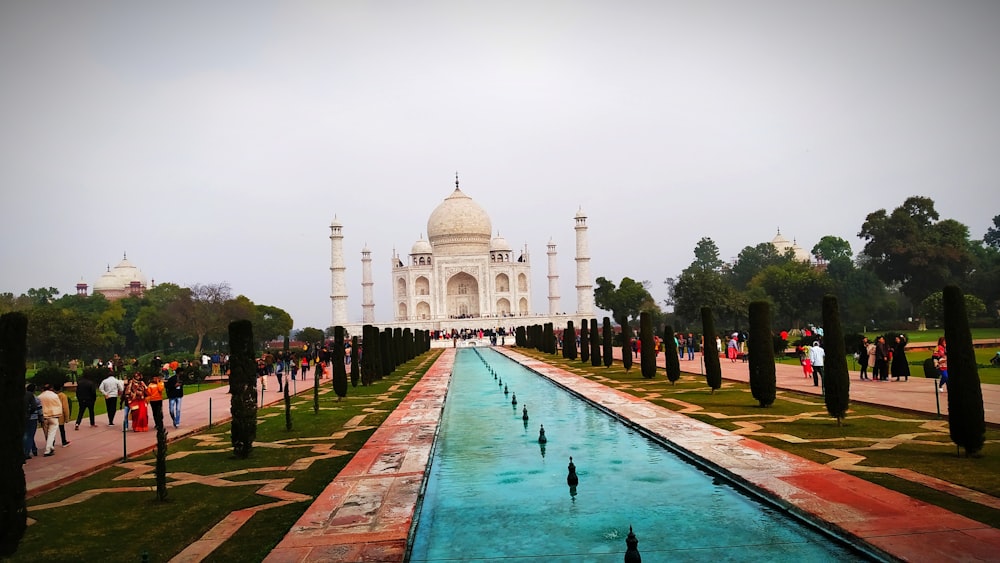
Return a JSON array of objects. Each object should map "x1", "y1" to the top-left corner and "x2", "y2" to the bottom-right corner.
[{"x1": 25, "y1": 373, "x2": 317, "y2": 498}]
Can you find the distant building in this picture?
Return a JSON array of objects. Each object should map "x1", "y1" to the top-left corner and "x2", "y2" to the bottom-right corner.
[
  {"x1": 87, "y1": 254, "x2": 150, "y2": 300},
  {"x1": 770, "y1": 229, "x2": 811, "y2": 263}
]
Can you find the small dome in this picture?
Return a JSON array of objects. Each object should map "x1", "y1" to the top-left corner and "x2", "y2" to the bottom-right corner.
[
  {"x1": 426, "y1": 185, "x2": 491, "y2": 256},
  {"x1": 490, "y1": 233, "x2": 512, "y2": 252},
  {"x1": 94, "y1": 257, "x2": 147, "y2": 292},
  {"x1": 411, "y1": 235, "x2": 433, "y2": 255},
  {"x1": 771, "y1": 228, "x2": 791, "y2": 247}
]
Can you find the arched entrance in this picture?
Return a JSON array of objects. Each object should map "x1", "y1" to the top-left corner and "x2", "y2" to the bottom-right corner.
[{"x1": 446, "y1": 272, "x2": 480, "y2": 319}]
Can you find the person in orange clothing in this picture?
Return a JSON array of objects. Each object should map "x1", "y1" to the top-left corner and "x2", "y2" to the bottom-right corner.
[
  {"x1": 146, "y1": 373, "x2": 167, "y2": 431},
  {"x1": 124, "y1": 372, "x2": 148, "y2": 432}
]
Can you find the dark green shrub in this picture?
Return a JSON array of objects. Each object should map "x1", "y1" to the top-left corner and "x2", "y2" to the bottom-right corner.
[
  {"x1": 590, "y1": 319, "x2": 601, "y2": 367},
  {"x1": 823, "y1": 295, "x2": 850, "y2": 424},
  {"x1": 944, "y1": 285, "x2": 985, "y2": 456},
  {"x1": 579, "y1": 321, "x2": 589, "y2": 364},
  {"x1": 602, "y1": 317, "x2": 613, "y2": 368},
  {"x1": 662, "y1": 325, "x2": 680, "y2": 384},
  {"x1": 332, "y1": 326, "x2": 347, "y2": 400},
  {"x1": 350, "y1": 336, "x2": 359, "y2": 387},
  {"x1": 565, "y1": 321, "x2": 577, "y2": 360},
  {"x1": 0, "y1": 312, "x2": 28, "y2": 556},
  {"x1": 701, "y1": 307, "x2": 721, "y2": 393},
  {"x1": 228, "y1": 320, "x2": 257, "y2": 459},
  {"x1": 621, "y1": 323, "x2": 633, "y2": 373},
  {"x1": 29, "y1": 366, "x2": 69, "y2": 389},
  {"x1": 748, "y1": 302, "x2": 776, "y2": 408},
  {"x1": 640, "y1": 312, "x2": 655, "y2": 379}
]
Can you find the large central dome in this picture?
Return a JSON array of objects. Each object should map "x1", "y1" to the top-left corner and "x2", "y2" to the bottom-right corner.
[{"x1": 426, "y1": 185, "x2": 492, "y2": 256}]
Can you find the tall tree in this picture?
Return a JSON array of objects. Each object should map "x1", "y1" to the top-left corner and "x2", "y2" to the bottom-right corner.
[
  {"x1": 639, "y1": 312, "x2": 655, "y2": 379},
  {"x1": 350, "y1": 335, "x2": 360, "y2": 387},
  {"x1": 701, "y1": 307, "x2": 722, "y2": 393},
  {"x1": 748, "y1": 261, "x2": 830, "y2": 328},
  {"x1": 621, "y1": 322, "x2": 633, "y2": 373},
  {"x1": 667, "y1": 236, "x2": 741, "y2": 328},
  {"x1": 944, "y1": 285, "x2": 985, "y2": 456},
  {"x1": 0, "y1": 313, "x2": 28, "y2": 556},
  {"x1": 747, "y1": 302, "x2": 776, "y2": 407},
  {"x1": 858, "y1": 196, "x2": 973, "y2": 308},
  {"x1": 821, "y1": 296, "x2": 850, "y2": 424},
  {"x1": 564, "y1": 321, "x2": 577, "y2": 360},
  {"x1": 728, "y1": 243, "x2": 790, "y2": 291},
  {"x1": 579, "y1": 321, "x2": 589, "y2": 363},
  {"x1": 594, "y1": 277, "x2": 657, "y2": 326},
  {"x1": 811, "y1": 235, "x2": 853, "y2": 262},
  {"x1": 228, "y1": 320, "x2": 257, "y2": 459}
]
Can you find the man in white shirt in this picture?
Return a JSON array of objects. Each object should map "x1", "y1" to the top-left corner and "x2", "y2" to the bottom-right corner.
[
  {"x1": 38, "y1": 384, "x2": 62, "y2": 456},
  {"x1": 99, "y1": 372, "x2": 125, "y2": 425},
  {"x1": 809, "y1": 340, "x2": 826, "y2": 389}
]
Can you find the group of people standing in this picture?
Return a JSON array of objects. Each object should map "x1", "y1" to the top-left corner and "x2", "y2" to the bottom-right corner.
[
  {"x1": 23, "y1": 382, "x2": 72, "y2": 461},
  {"x1": 856, "y1": 335, "x2": 911, "y2": 382},
  {"x1": 97, "y1": 368, "x2": 185, "y2": 431}
]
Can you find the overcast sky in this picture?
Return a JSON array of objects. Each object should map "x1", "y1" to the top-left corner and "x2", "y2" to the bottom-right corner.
[{"x1": 2, "y1": 1, "x2": 997, "y2": 331}]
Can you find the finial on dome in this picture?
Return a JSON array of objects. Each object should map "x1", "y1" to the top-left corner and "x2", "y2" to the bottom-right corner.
[
  {"x1": 123, "y1": 251, "x2": 127, "y2": 260},
  {"x1": 455, "y1": 171, "x2": 460, "y2": 191}
]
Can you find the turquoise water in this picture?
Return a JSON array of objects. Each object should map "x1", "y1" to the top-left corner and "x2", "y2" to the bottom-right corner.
[{"x1": 407, "y1": 348, "x2": 868, "y2": 562}]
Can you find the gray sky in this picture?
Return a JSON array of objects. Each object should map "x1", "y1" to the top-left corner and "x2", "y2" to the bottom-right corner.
[{"x1": 2, "y1": 1, "x2": 998, "y2": 331}]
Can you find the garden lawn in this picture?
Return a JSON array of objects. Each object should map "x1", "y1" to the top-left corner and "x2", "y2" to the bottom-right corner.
[{"x1": 14, "y1": 350, "x2": 440, "y2": 563}]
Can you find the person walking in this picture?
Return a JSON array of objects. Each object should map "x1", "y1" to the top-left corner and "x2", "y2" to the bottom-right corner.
[
  {"x1": 726, "y1": 335, "x2": 739, "y2": 362},
  {"x1": 858, "y1": 337, "x2": 871, "y2": 380},
  {"x1": 38, "y1": 383, "x2": 62, "y2": 456},
  {"x1": 686, "y1": 332, "x2": 695, "y2": 361},
  {"x1": 56, "y1": 383, "x2": 72, "y2": 448},
  {"x1": 933, "y1": 337, "x2": 948, "y2": 391},
  {"x1": 24, "y1": 383, "x2": 41, "y2": 461},
  {"x1": 124, "y1": 372, "x2": 148, "y2": 432},
  {"x1": 166, "y1": 369, "x2": 184, "y2": 427},
  {"x1": 146, "y1": 373, "x2": 166, "y2": 431},
  {"x1": 75, "y1": 375, "x2": 97, "y2": 429},
  {"x1": 809, "y1": 340, "x2": 826, "y2": 388},
  {"x1": 891, "y1": 334, "x2": 910, "y2": 382},
  {"x1": 99, "y1": 372, "x2": 124, "y2": 425}
]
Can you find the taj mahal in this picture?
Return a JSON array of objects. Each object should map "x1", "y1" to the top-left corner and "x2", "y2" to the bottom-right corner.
[{"x1": 331, "y1": 176, "x2": 595, "y2": 334}]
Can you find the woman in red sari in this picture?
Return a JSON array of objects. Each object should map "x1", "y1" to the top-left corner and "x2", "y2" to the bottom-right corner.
[{"x1": 124, "y1": 372, "x2": 149, "y2": 432}]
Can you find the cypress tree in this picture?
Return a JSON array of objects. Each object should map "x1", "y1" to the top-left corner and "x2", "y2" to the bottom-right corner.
[
  {"x1": 640, "y1": 312, "x2": 655, "y2": 379},
  {"x1": 944, "y1": 285, "x2": 986, "y2": 456},
  {"x1": 403, "y1": 328, "x2": 413, "y2": 361},
  {"x1": 350, "y1": 336, "x2": 359, "y2": 387},
  {"x1": 228, "y1": 319, "x2": 257, "y2": 459},
  {"x1": 332, "y1": 326, "x2": 348, "y2": 401},
  {"x1": 284, "y1": 382, "x2": 292, "y2": 431},
  {"x1": 621, "y1": 322, "x2": 633, "y2": 373},
  {"x1": 602, "y1": 317, "x2": 613, "y2": 368},
  {"x1": 748, "y1": 301, "x2": 777, "y2": 408},
  {"x1": 543, "y1": 323, "x2": 555, "y2": 354},
  {"x1": 822, "y1": 296, "x2": 850, "y2": 423},
  {"x1": 701, "y1": 307, "x2": 722, "y2": 393},
  {"x1": 590, "y1": 318, "x2": 601, "y2": 367},
  {"x1": 378, "y1": 328, "x2": 396, "y2": 377},
  {"x1": 579, "y1": 321, "x2": 590, "y2": 363},
  {"x1": 663, "y1": 324, "x2": 681, "y2": 384},
  {"x1": 0, "y1": 312, "x2": 28, "y2": 556},
  {"x1": 516, "y1": 326, "x2": 526, "y2": 347},
  {"x1": 360, "y1": 325, "x2": 373, "y2": 386},
  {"x1": 393, "y1": 327, "x2": 403, "y2": 367},
  {"x1": 565, "y1": 321, "x2": 577, "y2": 360}
]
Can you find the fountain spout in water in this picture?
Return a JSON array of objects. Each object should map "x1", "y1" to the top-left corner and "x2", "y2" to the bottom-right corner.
[
  {"x1": 538, "y1": 424, "x2": 547, "y2": 443},
  {"x1": 625, "y1": 526, "x2": 641, "y2": 562},
  {"x1": 567, "y1": 456, "x2": 579, "y2": 486},
  {"x1": 522, "y1": 406, "x2": 528, "y2": 420},
  {"x1": 511, "y1": 393, "x2": 517, "y2": 405}
]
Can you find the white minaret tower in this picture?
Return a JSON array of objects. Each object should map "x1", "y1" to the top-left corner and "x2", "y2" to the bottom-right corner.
[
  {"x1": 361, "y1": 244, "x2": 375, "y2": 323},
  {"x1": 547, "y1": 238, "x2": 560, "y2": 315},
  {"x1": 330, "y1": 216, "x2": 348, "y2": 326},
  {"x1": 574, "y1": 207, "x2": 594, "y2": 315}
]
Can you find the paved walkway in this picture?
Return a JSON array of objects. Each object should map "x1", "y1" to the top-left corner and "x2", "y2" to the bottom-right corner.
[{"x1": 25, "y1": 373, "x2": 318, "y2": 497}]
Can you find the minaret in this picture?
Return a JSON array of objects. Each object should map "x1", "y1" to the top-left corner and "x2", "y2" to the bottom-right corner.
[
  {"x1": 547, "y1": 238, "x2": 560, "y2": 315},
  {"x1": 361, "y1": 244, "x2": 375, "y2": 323},
  {"x1": 330, "y1": 216, "x2": 348, "y2": 326},
  {"x1": 574, "y1": 207, "x2": 594, "y2": 315}
]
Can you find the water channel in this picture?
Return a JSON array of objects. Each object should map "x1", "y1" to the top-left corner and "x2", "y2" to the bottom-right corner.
[{"x1": 407, "y1": 348, "x2": 869, "y2": 562}]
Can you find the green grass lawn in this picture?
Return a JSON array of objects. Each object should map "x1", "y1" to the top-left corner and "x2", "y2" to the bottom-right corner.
[
  {"x1": 14, "y1": 351, "x2": 440, "y2": 563},
  {"x1": 518, "y1": 348, "x2": 1000, "y2": 529}
]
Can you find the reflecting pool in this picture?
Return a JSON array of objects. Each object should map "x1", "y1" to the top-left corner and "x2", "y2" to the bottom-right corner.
[{"x1": 407, "y1": 348, "x2": 868, "y2": 562}]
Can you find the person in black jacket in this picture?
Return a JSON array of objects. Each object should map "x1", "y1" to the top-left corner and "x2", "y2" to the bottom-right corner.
[
  {"x1": 166, "y1": 369, "x2": 184, "y2": 428},
  {"x1": 75, "y1": 376, "x2": 98, "y2": 429}
]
